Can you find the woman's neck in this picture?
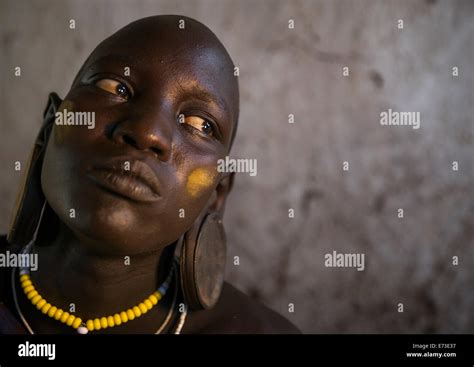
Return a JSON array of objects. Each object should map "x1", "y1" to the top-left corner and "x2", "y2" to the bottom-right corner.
[{"x1": 23, "y1": 223, "x2": 176, "y2": 332}]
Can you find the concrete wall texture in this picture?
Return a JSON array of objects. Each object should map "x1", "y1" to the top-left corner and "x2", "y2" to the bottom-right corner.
[{"x1": 1, "y1": 0, "x2": 472, "y2": 333}]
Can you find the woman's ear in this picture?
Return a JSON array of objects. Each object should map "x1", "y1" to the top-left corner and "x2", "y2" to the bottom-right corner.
[
  {"x1": 207, "y1": 172, "x2": 235, "y2": 217},
  {"x1": 179, "y1": 172, "x2": 233, "y2": 310},
  {"x1": 7, "y1": 92, "x2": 63, "y2": 246}
]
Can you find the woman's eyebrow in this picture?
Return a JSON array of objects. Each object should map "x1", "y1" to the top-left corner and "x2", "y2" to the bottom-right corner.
[
  {"x1": 180, "y1": 85, "x2": 230, "y2": 116},
  {"x1": 86, "y1": 54, "x2": 138, "y2": 72}
]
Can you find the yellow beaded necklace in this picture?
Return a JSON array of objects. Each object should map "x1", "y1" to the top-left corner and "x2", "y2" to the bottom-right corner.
[{"x1": 16, "y1": 244, "x2": 175, "y2": 334}]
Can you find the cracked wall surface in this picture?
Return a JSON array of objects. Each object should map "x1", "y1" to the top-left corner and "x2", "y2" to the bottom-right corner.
[{"x1": 1, "y1": 0, "x2": 472, "y2": 333}]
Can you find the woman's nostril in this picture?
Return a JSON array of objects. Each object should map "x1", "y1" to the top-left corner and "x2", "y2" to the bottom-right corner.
[
  {"x1": 150, "y1": 146, "x2": 162, "y2": 157},
  {"x1": 122, "y1": 135, "x2": 139, "y2": 149}
]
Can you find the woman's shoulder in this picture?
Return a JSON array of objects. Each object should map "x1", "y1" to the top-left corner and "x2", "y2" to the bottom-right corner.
[{"x1": 187, "y1": 282, "x2": 301, "y2": 334}]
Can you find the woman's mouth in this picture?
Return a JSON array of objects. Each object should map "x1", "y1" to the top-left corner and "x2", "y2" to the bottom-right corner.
[{"x1": 87, "y1": 159, "x2": 162, "y2": 203}]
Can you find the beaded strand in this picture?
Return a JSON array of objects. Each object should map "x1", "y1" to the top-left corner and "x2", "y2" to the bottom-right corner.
[{"x1": 18, "y1": 244, "x2": 175, "y2": 334}]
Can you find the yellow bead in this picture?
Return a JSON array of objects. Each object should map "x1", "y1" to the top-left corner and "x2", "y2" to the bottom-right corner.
[
  {"x1": 23, "y1": 285, "x2": 34, "y2": 294},
  {"x1": 36, "y1": 299, "x2": 47, "y2": 310},
  {"x1": 144, "y1": 299, "x2": 153, "y2": 310},
  {"x1": 48, "y1": 306, "x2": 58, "y2": 318},
  {"x1": 139, "y1": 303, "x2": 148, "y2": 314},
  {"x1": 31, "y1": 295, "x2": 42, "y2": 305},
  {"x1": 86, "y1": 320, "x2": 94, "y2": 331},
  {"x1": 100, "y1": 317, "x2": 108, "y2": 329},
  {"x1": 41, "y1": 303, "x2": 51, "y2": 314},
  {"x1": 154, "y1": 291, "x2": 162, "y2": 301},
  {"x1": 120, "y1": 311, "x2": 128, "y2": 323},
  {"x1": 21, "y1": 279, "x2": 32, "y2": 288},
  {"x1": 107, "y1": 316, "x2": 115, "y2": 328},
  {"x1": 114, "y1": 314, "x2": 122, "y2": 326},
  {"x1": 132, "y1": 306, "x2": 142, "y2": 317},
  {"x1": 66, "y1": 315, "x2": 75, "y2": 326},
  {"x1": 20, "y1": 274, "x2": 30, "y2": 282},
  {"x1": 72, "y1": 318, "x2": 82, "y2": 329},
  {"x1": 54, "y1": 309, "x2": 64, "y2": 320},
  {"x1": 93, "y1": 318, "x2": 101, "y2": 330},
  {"x1": 60, "y1": 312, "x2": 70, "y2": 323},
  {"x1": 149, "y1": 294, "x2": 158, "y2": 305},
  {"x1": 127, "y1": 309, "x2": 135, "y2": 321},
  {"x1": 26, "y1": 290, "x2": 38, "y2": 300}
]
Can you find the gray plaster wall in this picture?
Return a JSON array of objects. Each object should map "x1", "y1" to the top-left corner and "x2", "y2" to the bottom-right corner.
[{"x1": 1, "y1": 0, "x2": 472, "y2": 333}]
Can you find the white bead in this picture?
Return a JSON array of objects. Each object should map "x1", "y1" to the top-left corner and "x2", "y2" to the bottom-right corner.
[
  {"x1": 77, "y1": 326, "x2": 89, "y2": 334},
  {"x1": 19, "y1": 269, "x2": 29, "y2": 275}
]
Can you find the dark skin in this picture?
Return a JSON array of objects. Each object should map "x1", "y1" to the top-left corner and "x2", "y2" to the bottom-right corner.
[{"x1": 13, "y1": 15, "x2": 298, "y2": 334}]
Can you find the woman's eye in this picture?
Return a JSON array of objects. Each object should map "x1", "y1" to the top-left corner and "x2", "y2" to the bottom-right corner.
[
  {"x1": 181, "y1": 115, "x2": 215, "y2": 136},
  {"x1": 95, "y1": 79, "x2": 130, "y2": 100}
]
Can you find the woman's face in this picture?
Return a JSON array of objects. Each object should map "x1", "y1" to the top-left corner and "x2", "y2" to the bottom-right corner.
[{"x1": 40, "y1": 17, "x2": 239, "y2": 255}]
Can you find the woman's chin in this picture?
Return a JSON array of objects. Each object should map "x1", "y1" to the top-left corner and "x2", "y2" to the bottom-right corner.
[{"x1": 63, "y1": 211, "x2": 153, "y2": 256}]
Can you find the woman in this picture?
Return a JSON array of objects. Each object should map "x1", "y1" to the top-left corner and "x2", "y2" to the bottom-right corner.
[{"x1": 0, "y1": 15, "x2": 299, "y2": 334}]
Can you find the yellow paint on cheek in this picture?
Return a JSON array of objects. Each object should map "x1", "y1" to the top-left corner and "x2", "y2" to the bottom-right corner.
[{"x1": 186, "y1": 168, "x2": 215, "y2": 197}]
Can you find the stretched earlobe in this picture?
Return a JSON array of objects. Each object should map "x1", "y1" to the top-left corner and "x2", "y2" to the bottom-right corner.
[
  {"x1": 7, "y1": 92, "x2": 63, "y2": 247},
  {"x1": 43, "y1": 92, "x2": 62, "y2": 131},
  {"x1": 179, "y1": 212, "x2": 227, "y2": 310},
  {"x1": 178, "y1": 170, "x2": 233, "y2": 310}
]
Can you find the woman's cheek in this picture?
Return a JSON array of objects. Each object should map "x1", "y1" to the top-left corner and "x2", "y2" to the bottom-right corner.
[
  {"x1": 52, "y1": 99, "x2": 98, "y2": 147},
  {"x1": 186, "y1": 167, "x2": 217, "y2": 198},
  {"x1": 52, "y1": 100, "x2": 75, "y2": 146}
]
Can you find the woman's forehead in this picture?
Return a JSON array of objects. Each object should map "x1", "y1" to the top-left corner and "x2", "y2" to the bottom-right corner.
[{"x1": 78, "y1": 16, "x2": 239, "y2": 124}]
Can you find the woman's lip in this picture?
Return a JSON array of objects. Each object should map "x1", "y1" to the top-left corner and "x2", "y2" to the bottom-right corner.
[{"x1": 87, "y1": 168, "x2": 162, "y2": 203}]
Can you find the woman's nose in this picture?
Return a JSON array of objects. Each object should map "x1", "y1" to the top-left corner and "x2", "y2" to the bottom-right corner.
[{"x1": 110, "y1": 107, "x2": 173, "y2": 162}]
